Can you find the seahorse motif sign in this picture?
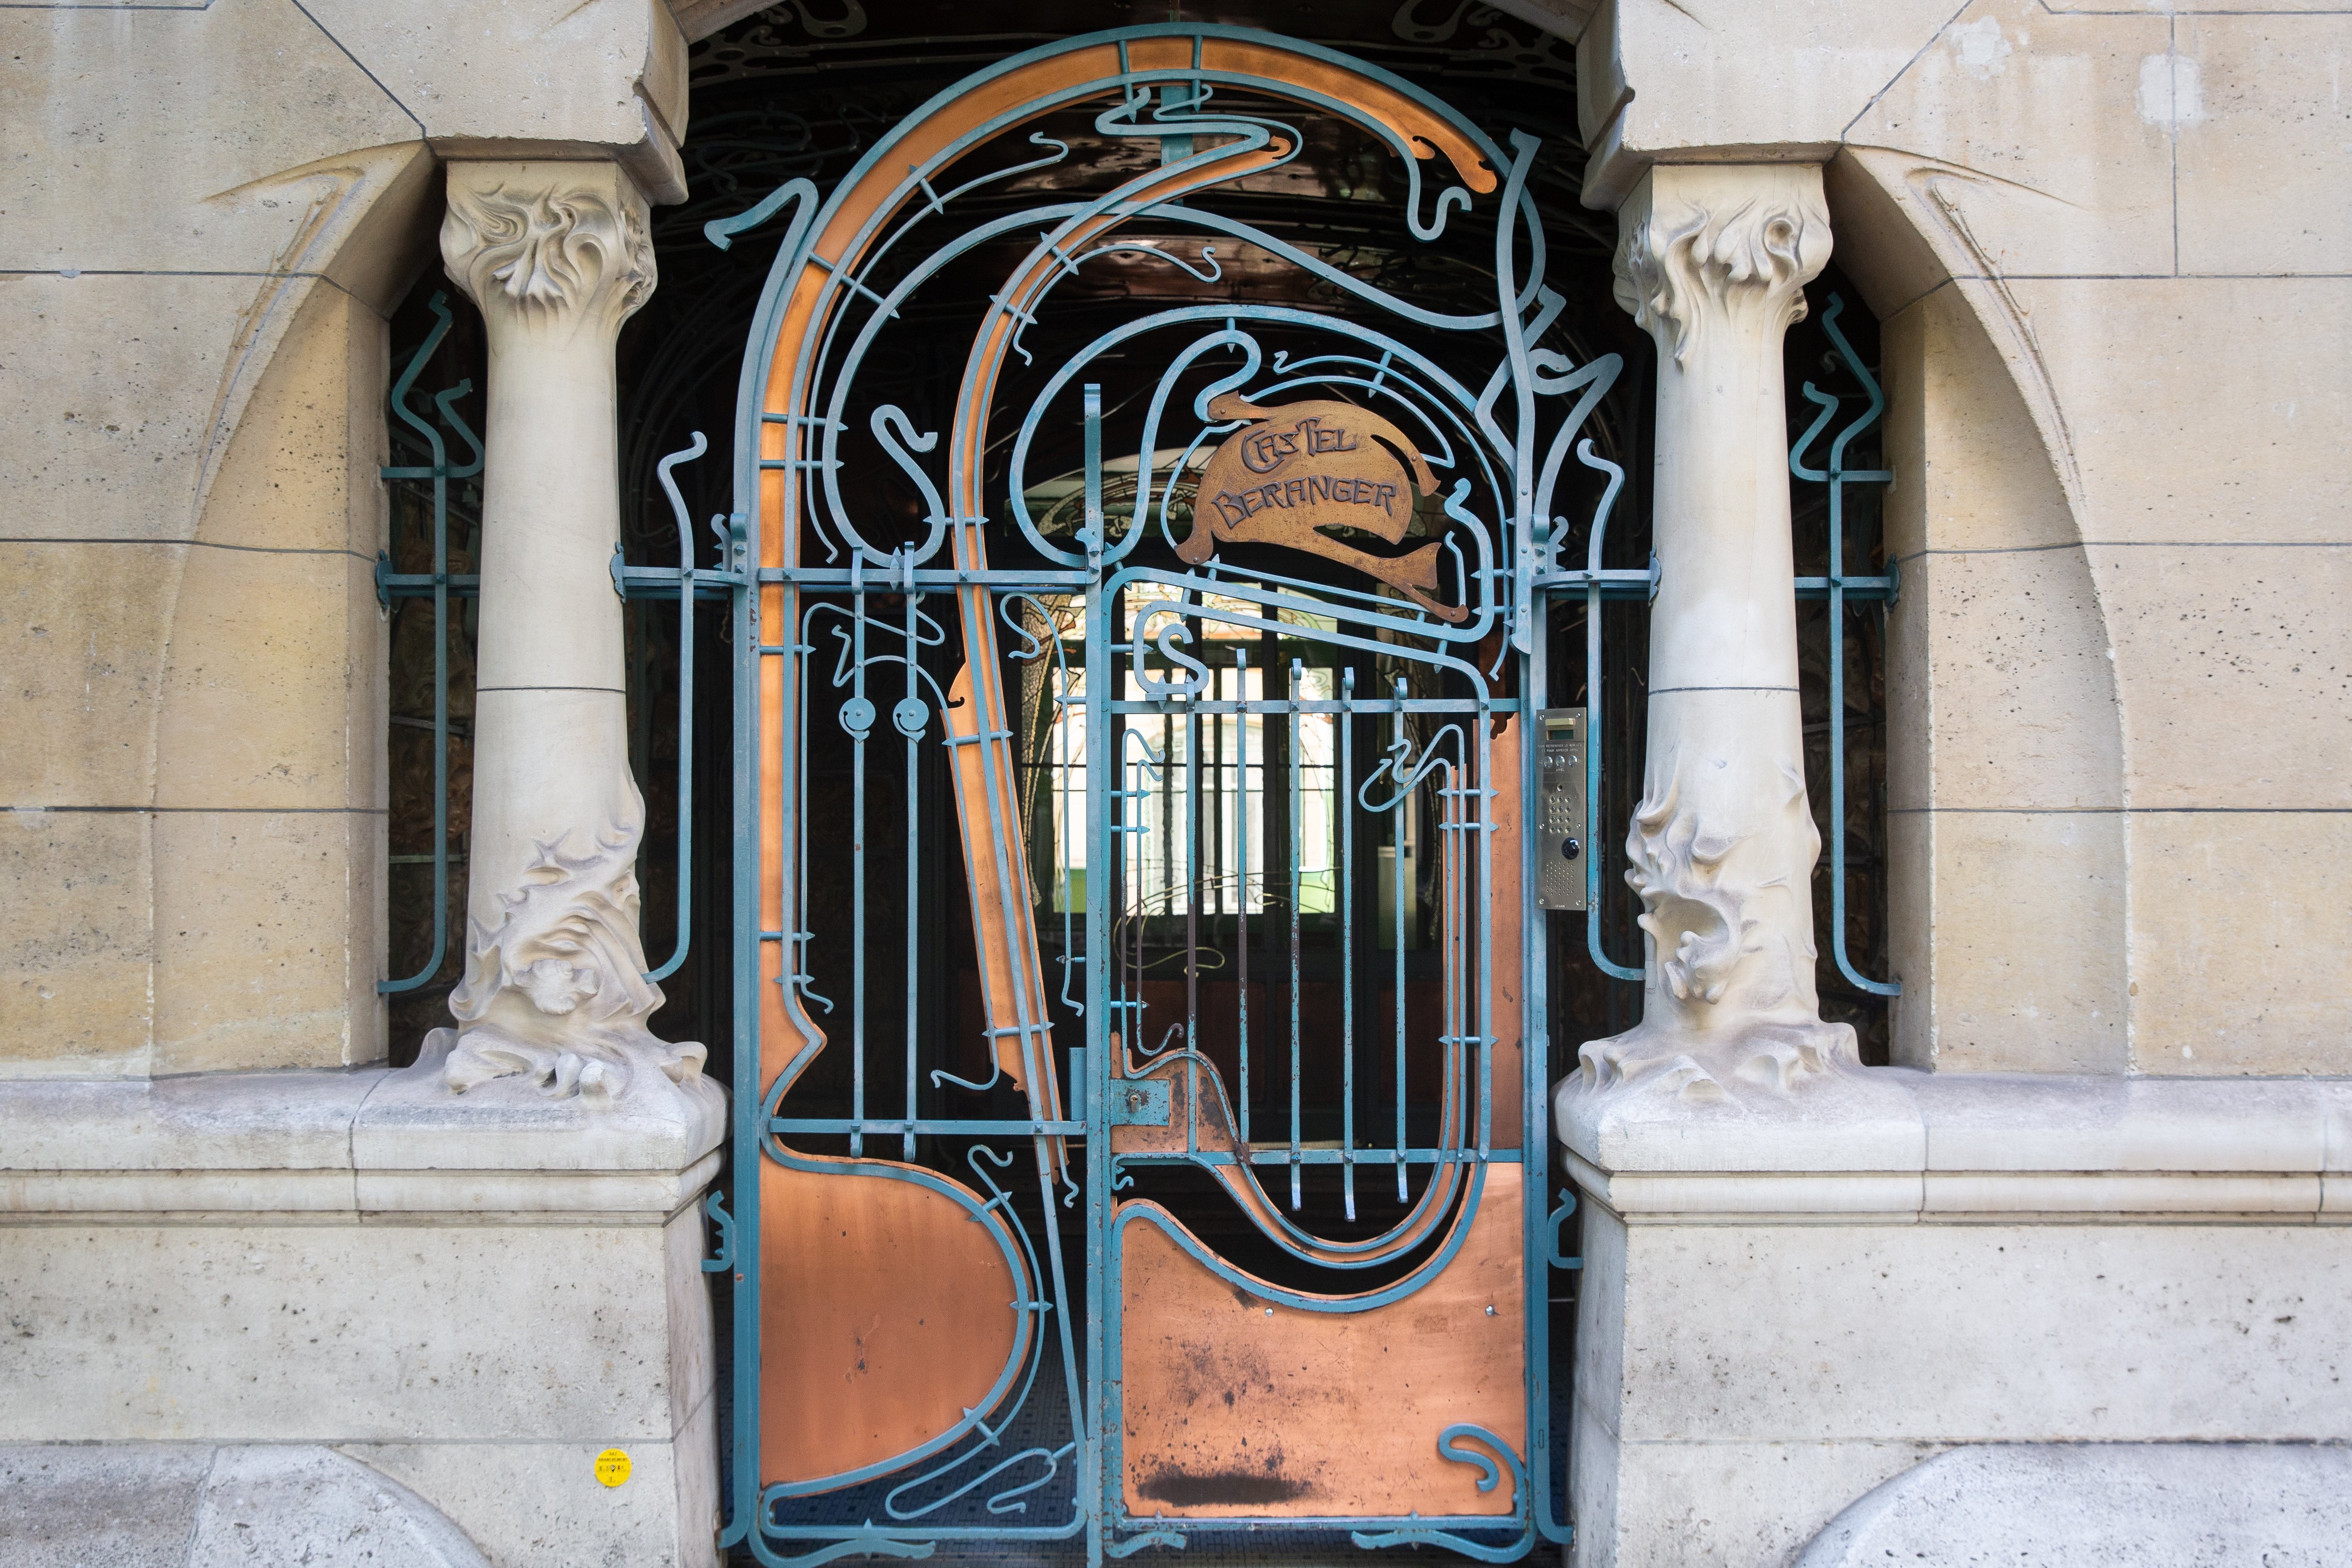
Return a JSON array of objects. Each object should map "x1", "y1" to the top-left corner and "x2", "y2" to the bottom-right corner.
[{"x1": 1179, "y1": 392, "x2": 1462, "y2": 620}]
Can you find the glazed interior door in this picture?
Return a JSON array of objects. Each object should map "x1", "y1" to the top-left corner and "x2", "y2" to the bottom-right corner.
[{"x1": 721, "y1": 25, "x2": 1619, "y2": 1566}]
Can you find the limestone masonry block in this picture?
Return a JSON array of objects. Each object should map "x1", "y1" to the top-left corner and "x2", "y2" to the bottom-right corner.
[
  {"x1": 1887, "y1": 548, "x2": 2123, "y2": 813},
  {"x1": 0, "y1": 542, "x2": 171, "y2": 809},
  {"x1": 0, "y1": 0, "x2": 421, "y2": 275},
  {"x1": 1796, "y1": 1443, "x2": 2352, "y2": 1568},
  {"x1": 2017, "y1": 277, "x2": 2352, "y2": 548},
  {"x1": 2092, "y1": 542, "x2": 2352, "y2": 812},
  {"x1": 2175, "y1": 13, "x2": 2352, "y2": 276},
  {"x1": 2125, "y1": 809, "x2": 2352, "y2": 1076},
  {"x1": 0, "y1": 809, "x2": 154, "y2": 1075},
  {"x1": 149, "y1": 807, "x2": 381, "y2": 1073},
  {"x1": 1845, "y1": 3, "x2": 2175, "y2": 278},
  {"x1": 1892, "y1": 807, "x2": 2129, "y2": 1074}
]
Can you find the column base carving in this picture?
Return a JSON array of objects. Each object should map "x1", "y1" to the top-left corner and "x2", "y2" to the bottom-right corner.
[
  {"x1": 431, "y1": 1025, "x2": 717, "y2": 1109},
  {"x1": 1571, "y1": 1014, "x2": 1864, "y2": 1107},
  {"x1": 1556, "y1": 1017, "x2": 1913, "y2": 1171},
  {"x1": 418, "y1": 1025, "x2": 725, "y2": 1140},
  {"x1": 441, "y1": 792, "x2": 716, "y2": 1116}
]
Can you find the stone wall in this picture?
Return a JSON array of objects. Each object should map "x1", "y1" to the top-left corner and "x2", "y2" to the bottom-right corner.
[
  {"x1": 0, "y1": 0, "x2": 684, "y2": 1079},
  {"x1": 2, "y1": 3, "x2": 2346, "y2": 1566}
]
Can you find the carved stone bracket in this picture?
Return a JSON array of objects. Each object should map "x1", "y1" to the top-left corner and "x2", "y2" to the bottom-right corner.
[
  {"x1": 432, "y1": 161, "x2": 711, "y2": 1114},
  {"x1": 1566, "y1": 165, "x2": 1861, "y2": 1113}
]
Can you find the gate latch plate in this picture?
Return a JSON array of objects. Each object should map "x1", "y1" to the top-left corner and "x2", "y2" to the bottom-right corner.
[{"x1": 1105, "y1": 1077, "x2": 1172, "y2": 1127}]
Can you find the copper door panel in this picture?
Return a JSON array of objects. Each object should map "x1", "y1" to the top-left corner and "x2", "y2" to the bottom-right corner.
[
  {"x1": 1118, "y1": 1162, "x2": 1526, "y2": 1519},
  {"x1": 760, "y1": 1157, "x2": 1031, "y2": 1489}
]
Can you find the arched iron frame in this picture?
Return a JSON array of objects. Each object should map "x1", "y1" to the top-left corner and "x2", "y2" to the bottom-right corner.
[{"x1": 703, "y1": 25, "x2": 1629, "y2": 1567}]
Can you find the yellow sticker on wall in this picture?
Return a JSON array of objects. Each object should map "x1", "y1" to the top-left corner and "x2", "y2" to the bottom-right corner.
[{"x1": 594, "y1": 1448, "x2": 632, "y2": 1488}]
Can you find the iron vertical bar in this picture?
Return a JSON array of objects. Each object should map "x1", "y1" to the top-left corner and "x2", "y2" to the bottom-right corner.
[
  {"x1": 1340, "y1": 664, "x2": 1357, "y2": 1221},
  {"x1": 1288, "y1": 656, "x2": 1304, "y2": 1211},
  {"x1": 378, "y1": 294, "x2": 462, "y2": 995},
  {"x1": 1585, "y1": 577, "x2": 1642, "y2": 981},
  {"x1": 1184, "y1": 592, "x2": 1201, "y2": 1154},
  {"x1": 1475, "y1": 683, "x2": 1493, "y2": 1164},
  {"x1": 850, "y1": 554, "x2": 867, "y2": 1155},
  {"x1": 1811, "y1": 296, "x2": 1902, "y2": 999},
  {"x1": 646, "y1": 431, "x2": 707, "y2": 983},
  {"x1": 1524, "y1": 607, "x2": 1563, "y2": 1542},
  {"x1": 904, "y1": 560, "x2": 921, "y2": 1161},
  {"x1": 1083, "y1": 543, "x2": 1112, "y2": 1567},
  {"x1": 1392, "y1": 675, "x2": 1408, "y2": 1202},
  {"x1": 1131, "y1": 734, "x2": 1145, "y2": 1060},
  {"x1": 730, "y1": 515, "x2": 762, "y2": 1554},
  {"x1": 1234, "y1": 645, "x2": 1250, "y2": 1150},
  {"x1": 1159, "y1": 663, "x2": 1173, "y2": 915}
]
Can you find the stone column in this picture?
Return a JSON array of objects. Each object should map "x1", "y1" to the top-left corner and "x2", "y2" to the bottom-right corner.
[
  {"x1": 1567, "y1": 163, "x2": 1862, "y2": 1107},
  {"x1": 432, "y1": 160, "x2": 713, "y2": 1116}
]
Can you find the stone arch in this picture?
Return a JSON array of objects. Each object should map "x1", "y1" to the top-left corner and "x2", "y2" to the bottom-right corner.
[
  {"x1": 146, "y1": 142, "x2": 442, "y2": 1072},
  {"x1": 1824, "y1": 148, "x2": 2130, "y2": 1073}
]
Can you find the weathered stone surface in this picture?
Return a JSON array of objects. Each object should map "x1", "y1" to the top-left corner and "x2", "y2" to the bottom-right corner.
[
  {"x1": 2176, "y1": 14, "x2": 2352, "y2": 276},
  {"x1": 148, "y1": 807, "x2": 384, "y2": 1074},
  {"x1": 187, "y1": 1446, "x2": 491, "y2": 1568},
  {"x1": 1795, "y1": 1443, "x2": 2352, "y2": 1568},
  {"x1": 0, "y1": 1443, "x2": 211, "y2": 1568},
  {"x1": 344, "y1": 1438, "x2": 711, "y2": 1568},
  {"x1": 0, "y1": 1443, "x2": 491, "y2": 1568},
  {"x1": 1885, "y1": 550, "x2": 2121, "y2": 815},
  {"x1": 2124, "y1": 809, "x2": 2352, "y2": 1076},
  {"x1": 0, "y1": 543, "x2": 172, "y2": 809},
  {"x1": 0, "y1": 808, "x2": 153, "y2": 1076},
  {"x1": 0, "y1": 0, "x2": 423, "y2": 276},
  {"x1": 2017, "y1": 278, "x2": 2352, "y2": 550},
  {"x1": 1843, "y1": 5, "x2": 2176, "y2": 278},
  {"x1": 2090, "y1": 542, "x2": 2352, "y2": 813},
  {"x1": 1886, "y1": 806, "x2": 2129, "y2": 1075}
]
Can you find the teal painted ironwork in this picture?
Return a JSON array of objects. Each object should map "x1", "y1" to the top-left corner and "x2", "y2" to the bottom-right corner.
[
  {"x1": 699, "y1": 23, "x2": 1624, "y2": 1565},
  {"x1": 379, "y1": 404, "x2": 737, "y2": 994},
  {"x1": 1790, "y1": 294, "x2": 1902, "y2": 998},
  {"x1": 376, "y1": 292, "x2": 479, "y2": 995}
]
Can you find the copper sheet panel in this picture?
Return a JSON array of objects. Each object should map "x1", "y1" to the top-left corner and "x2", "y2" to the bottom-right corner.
[
  {"x1": 1487, "y1": 716, "x2": 1523, "y2": 1150},
  {"x1": 1179, "y1": 395, "x2": 1464, "y2": 621},
  {"x1": 1118, "y1": 1162, "x2": 1526, "y2": 1519},
  {"x1": 760, "y1": 1156, "x2": 1031, "y2": 1489}
]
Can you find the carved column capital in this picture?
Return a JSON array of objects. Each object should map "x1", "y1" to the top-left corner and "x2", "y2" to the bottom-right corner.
[
  {"x1": 439, "y1": 161, "x2": 656, "y2": 346},
  {"x1": 1612, "y1": 164, "x2": 1831, "y2": 367}
]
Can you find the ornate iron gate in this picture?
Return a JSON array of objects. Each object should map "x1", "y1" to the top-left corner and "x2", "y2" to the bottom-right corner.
[{"x1": 711, "y1": 27, "x2": 1619, "y2": 1565}]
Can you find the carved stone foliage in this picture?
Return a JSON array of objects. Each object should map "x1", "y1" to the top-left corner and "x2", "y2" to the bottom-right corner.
[
  {"x1": 436, "y1": 772, "x2": 708, "y2": 1107},
  {"x1": 439, "y1": 171, "x2": 656, "y2": 342},
  {"x1": 1612, "y1": 175, "x2": 1832, "y2": 366},
  {"x1": 1575, "y1": 740, "x2": 1864, "y2": 1106}
]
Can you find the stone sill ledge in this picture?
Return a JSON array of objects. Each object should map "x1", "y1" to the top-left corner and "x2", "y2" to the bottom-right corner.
[
  {"x1": 1566, "y1": 1152, "x2": 2352, "y2": 1224},
  {"x1": 0, "y1": 1151, "x2": 721, "y2": 1222},
  {"x1": 0, "y1": 1061, "x2": 727, "y2": 1217},
  {"x1": 1560, "y1": 1068, "x2": 2352, "y2": 1218}
]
